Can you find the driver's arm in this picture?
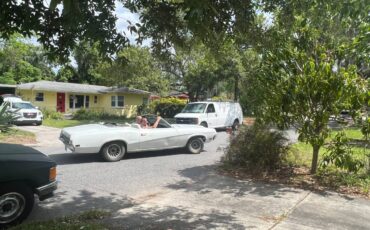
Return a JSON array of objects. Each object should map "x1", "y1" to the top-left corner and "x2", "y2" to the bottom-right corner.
[{"x1": 151, "y1": 116, "x2": 162, "y2": 128}]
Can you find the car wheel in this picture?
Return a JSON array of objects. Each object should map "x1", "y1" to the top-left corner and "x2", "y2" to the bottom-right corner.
[
  {"x1": 187, "y1": 137, "x2": 204, "y2": 154},
  {"x1": 200, "y1": 122, "x2": 208, "y2": 128},
  {"x1": 35, "y1": 121, "x2": 42, "y2": 126},
  {"x1": 0, "y1": 183, "x2": 34, "y2": 228},
  {"x1": 232, "y1": 120, "x2": 239, "y2": 131},
  {"x1": 101, "y1": 142, "x2": 126, "y2": 162}
]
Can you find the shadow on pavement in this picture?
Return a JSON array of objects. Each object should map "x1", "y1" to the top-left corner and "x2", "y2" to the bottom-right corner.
[
  {"x1": 166, "y1": 165, "x2": 359, "y2": 201},
  {"x1": 49, "y1": 153, "x2": 103, "y2": 165},
  {"x1": 107, "y1": 204, "x2": 248, "y2": 230},
  {"x1": 125, "y1": 148, "x2": 192, "y2": 159},
  {"x1": 29, "y1": 189, "x2": 248, "y2": 229},
  {"x1": 49, "y1": 148, "x2": 200, "y2": 165},
  {"x1": 167, "y1": 165, "x2": 302, "y2": 198}
]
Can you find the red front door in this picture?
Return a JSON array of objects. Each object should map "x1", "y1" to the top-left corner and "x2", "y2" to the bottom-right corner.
[{"x1": 57, "y1": 92, "x2": 65, "y2": 112}]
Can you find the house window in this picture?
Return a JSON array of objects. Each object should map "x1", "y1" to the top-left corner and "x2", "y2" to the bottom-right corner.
[
  {"x1": 35, "y1": 92, "x2": 44, "y2": 102},
  {"x1": 85, "y1": 96, "x2": 89, "y2": 108},
  {"x1": 94, "y1": 96, "x2": 98, "y2": 104},
  {"x1": 143, "y1": 97, "x2": 148, "y2": 105},
  {"x1": 111, "y1": 95, "x2": 124, "y2": 108},
  {"x1": 69, "y1": 95, "x2": 86, "y2": 109}
]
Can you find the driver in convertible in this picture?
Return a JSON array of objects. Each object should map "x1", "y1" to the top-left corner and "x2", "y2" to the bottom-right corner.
[{"x1": 139, "y1": 116, "x2": 161, "y2": 128}]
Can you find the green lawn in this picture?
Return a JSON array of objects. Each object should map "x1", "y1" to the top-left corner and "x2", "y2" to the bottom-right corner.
[
  {"x1": 43, "y1": 119, "x2": 92, "y2": 128},
  {"x1": 331, "y1": 127, "x2": 365, "y2": 140}
]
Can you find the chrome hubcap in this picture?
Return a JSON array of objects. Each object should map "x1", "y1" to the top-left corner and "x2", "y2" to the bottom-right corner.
[
  {"x1": 0, "y1": 192, "x2": 25, "y2": 224},
  {"x1": 191, "y1": 140, "x2": 201, "y2": 149},
  {"x1": 107, "y1": 144, "x2": 121, "y2": 157}
]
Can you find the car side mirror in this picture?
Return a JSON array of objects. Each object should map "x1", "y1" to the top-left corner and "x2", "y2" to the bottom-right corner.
[{"x1": 35, "y1": 106, "x2": 39, "y2": 109}]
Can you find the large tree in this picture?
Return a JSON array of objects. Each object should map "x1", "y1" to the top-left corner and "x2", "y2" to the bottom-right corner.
[
  {"x1": 0, "y1": 35, "x2": 55, "y2": 84},
  {"x1": 97, "y1": 46, "x2": 170, "y2": 95},
  {"x1": 253, "y1": 0, "x2": 369, "y2": 174}
]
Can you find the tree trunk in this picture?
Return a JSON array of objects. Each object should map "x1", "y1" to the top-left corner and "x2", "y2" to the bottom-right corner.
[
  {"x1": 234, "y1": 74, "x2": 239, "y2": 102},
  {"x1": 311, "y1": 145, "x2": 320, "y2": 174}
]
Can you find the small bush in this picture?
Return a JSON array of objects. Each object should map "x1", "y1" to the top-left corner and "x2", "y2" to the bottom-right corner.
[
  {"x1": 222, "y1": 124, "x2": 289, "y2": 173},
  {"x1": 150, "y1": 98, "x2": 186, "y2": 118},
  {"x1": 73, "y1": 109, "x2": 125, "y2": 120},
  {"x1": 42, "y1": 109, "x2": 63, "y2": 120},
  {"x1": 321, "y1": 132, "x2": 364, "y2": 173}
]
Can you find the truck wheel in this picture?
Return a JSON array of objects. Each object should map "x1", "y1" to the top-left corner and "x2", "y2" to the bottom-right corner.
[
  {"x1": 186, "y1": 137, "x2": 204, "y2": 154},
  {"x1": 101, "y1": 142, "x2": 126, "y2": 162},
  {"x1": 200, "y1": 122, "x2": 208, "y2": 128},
  {"x1": 232, "y1": 120, "x2": 239, "y2": 131},
  {"x1": 35, "y1": 121, "x2": 42, "y2": 126},
  {"x1": 0, "y1": 183, "x2": 34, "y2": 228}
]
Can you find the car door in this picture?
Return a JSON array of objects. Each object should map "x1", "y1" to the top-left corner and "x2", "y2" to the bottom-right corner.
[
  {"x1": 205, "y1": 103, "x2": 219, "y2": 128},
  {"x1": 139, "y1": 127, "x2": 181, "y2": 151}
]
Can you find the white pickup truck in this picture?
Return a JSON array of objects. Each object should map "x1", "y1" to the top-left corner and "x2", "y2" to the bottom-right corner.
[{"x1": 175, "y1": 101, "x2": 243, "y2": 129}]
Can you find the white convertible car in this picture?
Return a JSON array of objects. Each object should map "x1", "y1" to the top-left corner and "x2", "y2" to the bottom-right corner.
[{"x1": 59, "y1": 116, "x2": 217, "y2": 162}]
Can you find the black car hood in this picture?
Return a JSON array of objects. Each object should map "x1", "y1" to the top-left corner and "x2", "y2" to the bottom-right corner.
[{"x1": 0, "y1": 143, "x2": 55, "y2": 163}]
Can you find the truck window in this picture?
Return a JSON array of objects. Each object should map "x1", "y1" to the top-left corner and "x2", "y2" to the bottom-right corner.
[
  {"x1": 206, "y1": 104, "x2": 215, "y2": 113},
  {"x1": 182, "y1": 103, "x2": 207, "y2": 113},
  {"x1": 12, "y1": 102, "x2": 35, "y2": 109}
]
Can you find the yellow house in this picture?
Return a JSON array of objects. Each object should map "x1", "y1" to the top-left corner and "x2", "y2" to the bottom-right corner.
[{"x1": 16, "y1": 81, "x2": 150, "y2": 118}]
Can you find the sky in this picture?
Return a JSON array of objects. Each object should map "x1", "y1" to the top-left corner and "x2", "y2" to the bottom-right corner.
[
  {"x1": 26, "y1": 1, "x2": 143, "y2": 47},
  {"x1": 114, "y1": 1, "x2": 142, "y2": 44}
]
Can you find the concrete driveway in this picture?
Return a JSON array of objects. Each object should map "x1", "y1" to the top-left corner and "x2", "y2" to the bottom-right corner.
[{"x1": 19, "y1": 129, "x2": 370, "y2": 229}]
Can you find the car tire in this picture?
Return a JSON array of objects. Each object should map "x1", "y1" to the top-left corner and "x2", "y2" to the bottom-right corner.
[
  {"x1": 232, "y1": 120, "x2": 239, "y2": 131},
  {"x1": 35, "y1": 121, "x2": 42, "y2": 126},
  {"x1": 101, "y1": 142, "x2": 126, "y2": 162},
  {"x1": 0, "y1": 183, "x2": 34, "y2": 228},
  {"x1": 186, "y1": 137, "x2": 204, "y2": 154},
  {"x1": 200, "y1": 122, "x2": 208, "y2": 128}
]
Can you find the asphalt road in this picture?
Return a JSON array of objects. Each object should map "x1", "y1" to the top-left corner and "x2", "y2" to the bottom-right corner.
[
  {"x1": 28, "y1": 131, "x2": 230, "y2": 219},
  {"x1": 23, "y1": 127, "x2": 370, "y2": 229}
]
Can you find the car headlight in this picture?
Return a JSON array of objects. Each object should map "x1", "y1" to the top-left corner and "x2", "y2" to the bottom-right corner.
[
  {"x1": 193, "y1": 118, "x2": 199, "y2": 124},
  {"x1": 38, "y1": 112, "x2": 42, "y2": 116}
]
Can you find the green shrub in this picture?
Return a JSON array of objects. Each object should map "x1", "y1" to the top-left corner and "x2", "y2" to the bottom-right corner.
[
  {"x1": 137, "y1": 103, "x2": 153, "y2": 115},
  {"x1": 361, "y1": 117, "x2": 370, "y2": 141},
  {"x1": 150, "y1": 98, "x2": 186, "y2": 118},
  {"x1": 222, "y1": 124, "x2": 289, "y2": 173},
  {"x1": 42, "y1": 109, "x2": 63, "y2": 120},
  {"x1": 321, "y1": 132, "x2": 364, "y2": 173},
  {"x1": 73, "y1": 109, "x2": 125, "y2": 120}
]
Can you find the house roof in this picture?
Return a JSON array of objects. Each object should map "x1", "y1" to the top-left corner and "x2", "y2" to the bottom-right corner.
[
  {"x1": 101, "y1": 86, "x2": 150, "y2": 95},
  {"x1": 0, "y1": 84, "x2": 17, "y2": 88},
  {"x1": 17, "y1": 81, "x2": 149, "y2": 95}
]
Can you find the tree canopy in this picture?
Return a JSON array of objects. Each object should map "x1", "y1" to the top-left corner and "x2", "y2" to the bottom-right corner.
[
  {"x1": 0, "y1": 0, "x2": 128, "y2": 60},
  {"x1": 0, "y1": 35, "x2": 55, "y2": 84}
]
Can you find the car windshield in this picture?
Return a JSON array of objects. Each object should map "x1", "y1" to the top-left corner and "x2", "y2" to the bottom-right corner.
[
  {"x1": 146, "y1": 115, "x2": 172, "y2": 128},
  {"x1": 12, "y1": 102, "x2": 35, "y2": 109},
  {"x1": 181, "y1": 103, "x2": 206, "y2": 113}
]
